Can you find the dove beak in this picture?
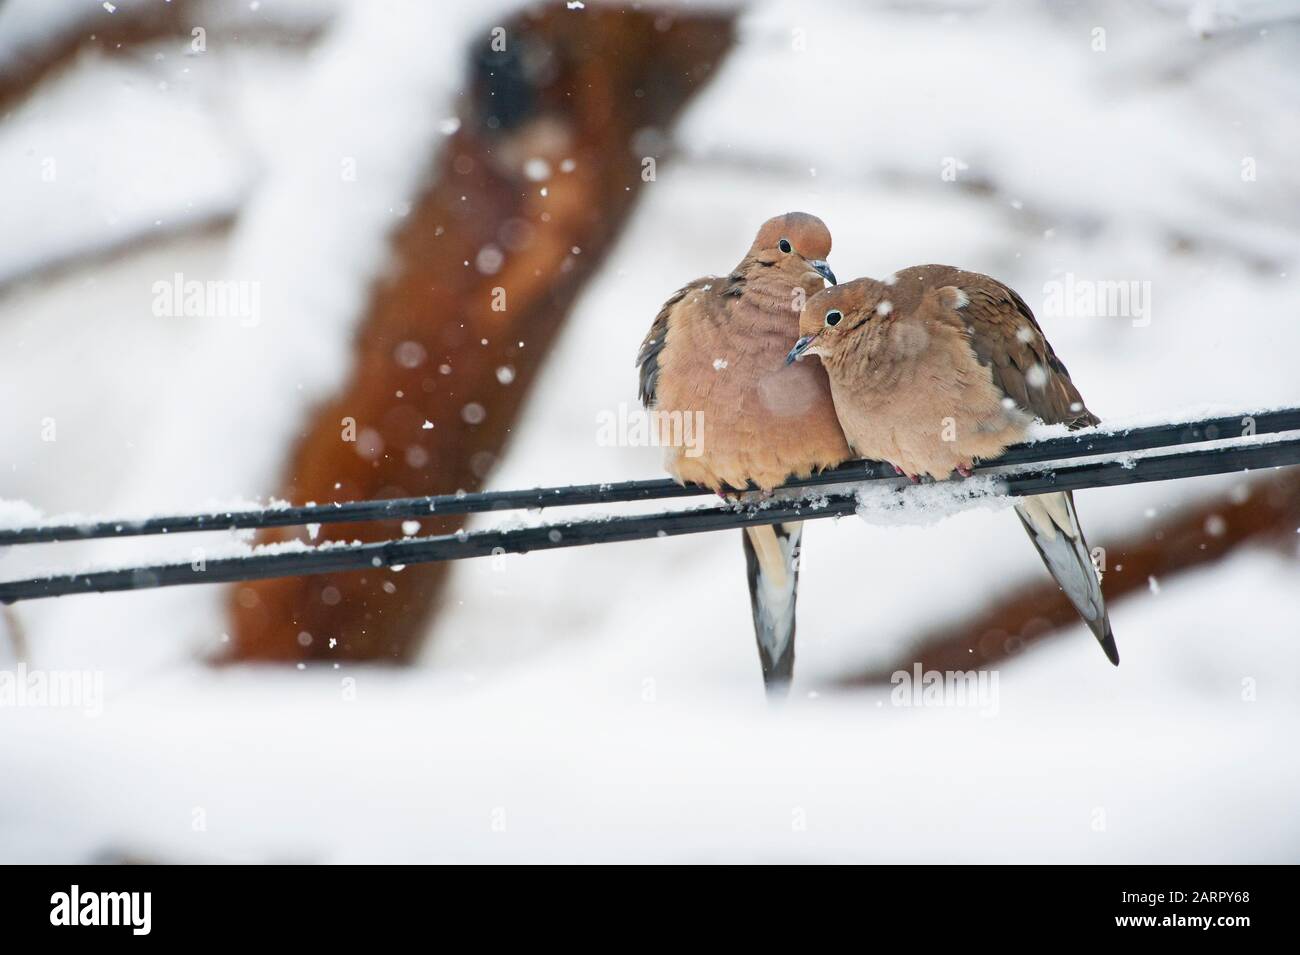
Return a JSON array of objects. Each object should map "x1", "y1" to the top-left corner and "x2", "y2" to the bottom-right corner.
[
  {"x1": 786, "y1": 335, "x2": 817, "y2": 365},
  {"x1": 808, "y1": 260, "x2": 837, "y2": 286}
]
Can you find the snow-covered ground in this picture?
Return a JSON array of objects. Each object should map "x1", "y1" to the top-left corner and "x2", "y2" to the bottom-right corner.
[
  {"x1": 1, "y1": 0, "x2": 1298, "y2": 862},
  {"x1": 2, "y1": 549, "x2": 1295, "y2": 863}
]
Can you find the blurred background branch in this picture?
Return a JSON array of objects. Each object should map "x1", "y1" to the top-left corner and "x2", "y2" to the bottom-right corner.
[
  {"x1": 226, "y1": 4, "x2": 735, "y2": 661},
  {"x1": 0, "y1": 0, "x2": 333, "y2": 291}
]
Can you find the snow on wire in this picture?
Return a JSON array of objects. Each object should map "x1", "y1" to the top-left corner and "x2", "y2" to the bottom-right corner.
[{"x1": 1, "y1": 407, "x2": 1298, "y2": 603}]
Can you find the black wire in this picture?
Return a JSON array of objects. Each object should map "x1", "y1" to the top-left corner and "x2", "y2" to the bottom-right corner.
[
  {"x1": 2, "y1": 407, "x2": 1295, "y2": 546},
  {"x1": 3, "y1": 435, "x2": 1297, "y2": 604}
]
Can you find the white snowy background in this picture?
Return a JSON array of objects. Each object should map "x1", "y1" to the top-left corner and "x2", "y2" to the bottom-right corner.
[{"x1": 1, "y1": 0, "x2": 1298, "y2": 862}]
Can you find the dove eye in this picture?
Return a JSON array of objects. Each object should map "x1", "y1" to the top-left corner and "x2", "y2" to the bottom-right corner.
[
  {"x1": 777, "y1": 238, "x2": 792, "y2": 254},
  {"x1": 824, "y1": 309, "x2": 843, "y2": 327}
]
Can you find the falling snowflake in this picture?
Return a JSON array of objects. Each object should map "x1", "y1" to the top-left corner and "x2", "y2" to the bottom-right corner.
[
  {"x1": 476, "y1": 245, "x2": 504, "y2": 275},
  {"x1": 394, "y1": 340, "x2": 426, "y2": 368}
]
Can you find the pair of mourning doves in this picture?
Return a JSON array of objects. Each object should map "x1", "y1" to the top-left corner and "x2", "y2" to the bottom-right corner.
[
  {"x1": 636, "y1": 213, "x2": 851, "y2": 694},
  {"x1": 788, "y1": 265, "x2": 1119, "y2": 665}
]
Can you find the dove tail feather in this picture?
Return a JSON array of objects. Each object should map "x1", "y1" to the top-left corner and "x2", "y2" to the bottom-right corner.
[
  {"x1": 1014, "y1": 492, "x2": 1119, "y2": 666},
  {"x1": 741, "y1": 522, "x2": 802, "y2": 695}
]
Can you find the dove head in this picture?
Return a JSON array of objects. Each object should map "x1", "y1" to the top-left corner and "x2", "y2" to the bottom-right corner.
[
  {"x1": 786, "y1": 278, "x2": 891, "y2": 365},
  {"x1": 744, "y1": 212, "x2": 836, "y2": 288}
]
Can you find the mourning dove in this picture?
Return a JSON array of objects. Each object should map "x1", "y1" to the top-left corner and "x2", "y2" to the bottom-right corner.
[
  {"x1": 636, "y1": 213, "x2": 852, "y2": 693},
  {"x1": 788, "y1": 264, "x2": 1119, "y2": 665}
]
